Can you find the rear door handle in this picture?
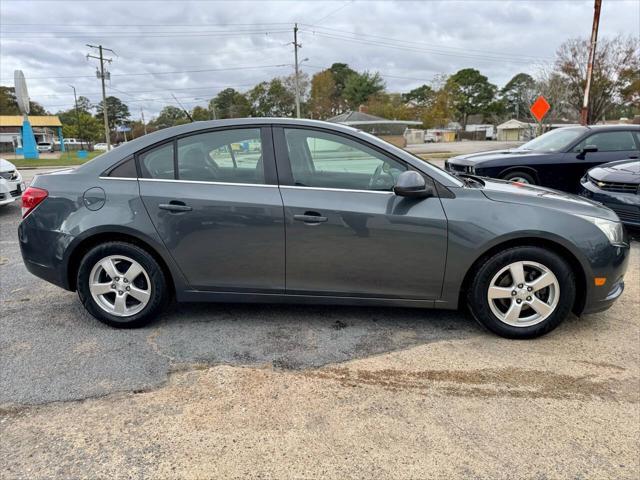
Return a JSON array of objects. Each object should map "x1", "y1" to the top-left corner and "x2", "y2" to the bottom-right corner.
[
  {"x1": 629, "y1": 155, "x2": 639, "y2": 159},
  {"x1": 294, "y1": 212, "x2": 328, "y2": 224},
  {"x1": 159, "y1": 201, "x2": 192, "y2": 212}
]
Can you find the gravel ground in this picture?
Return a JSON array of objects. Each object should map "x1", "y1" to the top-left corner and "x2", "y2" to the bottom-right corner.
[{"x1": 1, "y1": 167, "x2": 638, "y2": 479}]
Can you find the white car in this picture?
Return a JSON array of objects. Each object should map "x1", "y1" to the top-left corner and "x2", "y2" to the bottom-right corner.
[
  {"x1": 0, "y1": 158, "x2": 25, "y2": 206},
  {"x1": 94, "y1": 143, "x2": 111, "y2": 151},
  {"x1": 37, "y1": 142, "x2": 54, "y2": 152}
]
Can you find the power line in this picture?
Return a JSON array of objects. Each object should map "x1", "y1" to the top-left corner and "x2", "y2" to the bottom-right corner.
[
  {"x1": 0, "y1": 64, "x2": 292, "y2": 81},
  {"x1": 299, "y1": 24, "x2": 553, "y2": 63},
  {"x1": 314, "y1": 0, "x2": 355, "y2": 25},
  {"x1": 300, "y1": 30, "x2": 549, "y2": 65},
  {"x1": 0, "y1": 29, "x2": 291, "y2": 39}
]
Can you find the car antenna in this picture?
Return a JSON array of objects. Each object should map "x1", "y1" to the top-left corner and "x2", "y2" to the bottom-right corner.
[{"x1": 171, "y1": 93, "x2": 194, "y2": 122}]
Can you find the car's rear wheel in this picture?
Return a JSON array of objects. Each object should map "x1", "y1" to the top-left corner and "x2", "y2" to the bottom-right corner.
[
  {"x1": 468, "y1": 246, "x2": 575, "y2": 339},
  {"x1": 502, "y1": 170, "x2": 536, "y2": 184},
  {"x1": 77, "y1": 241, "x2": 167, "y2": 328}
]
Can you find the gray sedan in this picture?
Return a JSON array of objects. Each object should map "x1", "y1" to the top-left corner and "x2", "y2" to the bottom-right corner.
[{"x1": 19, "y1": 119, "x2": 630, "y2": 338}]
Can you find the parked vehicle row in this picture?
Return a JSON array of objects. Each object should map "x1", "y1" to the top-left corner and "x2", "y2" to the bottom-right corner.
[
  {"x1": 19, "y1": 119, "x2": 630, "y2": 339},
  {"x1": 445, "y1": 125, "x2": 640, "y2": 227}
]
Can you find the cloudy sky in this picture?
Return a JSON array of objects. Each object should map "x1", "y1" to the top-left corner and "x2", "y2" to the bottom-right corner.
[{"x1": 1, "y1": 0, "x2": 638, "y2": 119}]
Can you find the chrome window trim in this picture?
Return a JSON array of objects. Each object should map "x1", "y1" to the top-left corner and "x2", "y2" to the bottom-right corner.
[
  {"x1": 99, "y1": 176, "x2": 138, "y2": 181},
  {"x1": 138, "y1": 177, "x2": 278, "y2": 188},
  {"x1": 280, "y1": 185, "x2": 394, "y2": 195}
]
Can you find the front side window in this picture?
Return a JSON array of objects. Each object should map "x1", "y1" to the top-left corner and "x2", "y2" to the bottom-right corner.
[
  {"x1": 138, "y1": 143, "x2": 174, "y2": 179},
  {"x1": 284, "y1": 128, "x2": 407, "y2": 191},
  {"x1": 573, "y1": 131, "x2": 637, "y2": 152},
  {"x1": 177, "y1": 128, "x2": 264, "y2": 184}
]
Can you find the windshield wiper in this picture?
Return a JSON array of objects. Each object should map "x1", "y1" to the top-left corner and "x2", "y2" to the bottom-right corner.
[{"x1": 455, "y1": 173, "x2": 485, "y2": 187}]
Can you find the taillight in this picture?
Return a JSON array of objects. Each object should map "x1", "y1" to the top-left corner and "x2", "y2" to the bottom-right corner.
[{"x1": 21, "y1": 187, "x2": 48, "y2": 218}]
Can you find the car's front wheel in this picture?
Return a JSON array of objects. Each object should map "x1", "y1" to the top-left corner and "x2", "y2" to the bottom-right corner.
[
  {"x1": 502, "y1": 170, "x2": 536, "y2": 184},
  {"x1": 77, "y1": 241, "x2": 167, "y2": 328},
  {"x1": 468, "y1": 246, "x2": 575, "y2": 339}
]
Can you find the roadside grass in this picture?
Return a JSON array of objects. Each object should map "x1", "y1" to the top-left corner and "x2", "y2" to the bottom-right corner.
[
  {"x1": 11, "y1": 151, "x2": 103, "y2": 168},
  {"x1": 416, "y1": 152, "x2": 452, "y2": 160}
]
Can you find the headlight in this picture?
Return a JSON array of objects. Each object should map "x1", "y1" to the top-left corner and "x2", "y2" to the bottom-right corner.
[{"x1": 577, "y1": 215, "x2": 625, "y2": 245}]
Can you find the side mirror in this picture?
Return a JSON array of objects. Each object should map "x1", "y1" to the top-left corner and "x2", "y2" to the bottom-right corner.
[
  {"x1": 393, "y1": 171, "x2": 433, "y2": 198},
  {"x1": 580, "y1": 145, "x2": 598, "y2": 154}
]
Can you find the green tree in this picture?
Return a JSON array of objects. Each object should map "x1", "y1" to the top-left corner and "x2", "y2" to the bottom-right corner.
[
  {"x1": 328, "y1": 63, "x2": 357, "y2": 113},
  {"x1": 75, "y1": 95, "x2": 93, "y2": 113},
  {"x1": 191, "y1": 105, "x2": 212, "y2": 121},
  {"x1": 152, "y1": 105, "x2": 190, "y2": 129},
  {"x1": 57, "y1": 109, "x2": 103, "y2": 142},
  {"x1": 309, "y1": 70, "x2": 337, "y2": 119},
  {"x1": 248, "y1": 79, "x2": 295, "y2": 117},
  {"x1": 95, "y1": 96, "x2": 130, "y2": 130},
  {"x1": 500, "y1": 73, "x2": 536, "y2": 120},
  {"x1": 0, "y1": 86, "x2": 48, "y2": 115},
  {"x1": 212, "y1": 88, "x2": 252, "y2": 118},
  {"x1": 445, "y1": 68, "x2": 497, "y2": 127},
  {"x1": 365, "y1": 93, "x2": 415, "y2": 120},
  {"x1": 402, "y1": 84, "x2": 436, "y2": 107},
  {"x1": 343, "y1": 71, "x2": 385, "y2": 109}
]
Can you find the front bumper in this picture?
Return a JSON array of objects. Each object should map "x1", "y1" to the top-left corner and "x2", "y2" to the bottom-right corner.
[
  {"x1": 0, "y1": 178, "x2": 25, "y2": 205},
  {"x1": 579, "y1": 178, "x2": 640, "y2": 227},
  {"x1": 581, "y1": 239, "x2": 630, "y2": 315}
]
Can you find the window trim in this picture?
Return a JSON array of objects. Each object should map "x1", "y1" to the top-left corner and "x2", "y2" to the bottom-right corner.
[
  {"x1": 132, "y1": 125, "x2": 276, "y2": 185},
  {"x1": 273, "y1": 125, "x2": 434, "y2": 193}
]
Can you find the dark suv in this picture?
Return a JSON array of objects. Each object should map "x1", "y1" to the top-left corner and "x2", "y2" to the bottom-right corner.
[{"x1": 19, "y1": 119, "x2": 630, "y2": 339}]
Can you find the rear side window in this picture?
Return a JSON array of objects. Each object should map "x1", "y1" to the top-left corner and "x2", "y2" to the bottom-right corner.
[
  {"x1": 177, "y1": 128, "x2": 264, "y2": 184},
  {"x1": 574, "y1": 131, "x2": 637, "y2": 152},
  {"x1": 138, "y1": 143, "x2": 175, "y2": 179},
  {"x1": 108, "y1": 156, "x2": 137, "y2": 178}
]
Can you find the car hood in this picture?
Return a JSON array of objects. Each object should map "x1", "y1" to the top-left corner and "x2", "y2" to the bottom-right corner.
[
  {"x1": 587, "y1": 159, "x2": 640, "y2": 185},
  {"x1": 448, "y1": 149, "x2": 550, "y2": 165},
  {"x1": 0, "y1": 158, "x2": 16, "y2": 173},
  {"x1": 479, "y1": 176, "x2": 619, "y2": 221}
]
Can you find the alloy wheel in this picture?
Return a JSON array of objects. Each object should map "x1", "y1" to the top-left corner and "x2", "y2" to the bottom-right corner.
[
  {"x1": 487, "y1": 261, "x2": 560, "y2": 327},
  {"x1": 89, "y1": 255, "x2": 152, "y2": 317}
]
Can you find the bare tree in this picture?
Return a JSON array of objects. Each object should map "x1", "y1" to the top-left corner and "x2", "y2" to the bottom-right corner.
[{"x1": 554, "y1": 36, "x2": 639, "y2": 123}]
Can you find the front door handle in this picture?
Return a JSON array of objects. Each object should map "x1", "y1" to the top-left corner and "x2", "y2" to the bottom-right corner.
[
  {"x1": 629, "y1": 154, "x2": 639, "y2": 159},
  {"x1": 294, "y1": 211, "x2": 328, "y2": 224},
  {"x1": 159, "y1": 201, "x2": 192, "y2": 212}
]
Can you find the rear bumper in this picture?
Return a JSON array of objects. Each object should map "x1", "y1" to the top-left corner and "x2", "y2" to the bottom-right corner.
[{"x1": 19, "y1": 219, "x2": 74, "y2": 291}]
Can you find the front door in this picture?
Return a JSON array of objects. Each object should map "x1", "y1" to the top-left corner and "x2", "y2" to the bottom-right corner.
[
  {"x1": 562, "y1": 130, "x2": 640, "y2": 191},
  {"x1": 138, "y1": 127, "x2": 285, "y2": 292},
  {"x1": 274, "y1": 127, "x2": 448, "y2": 300}
]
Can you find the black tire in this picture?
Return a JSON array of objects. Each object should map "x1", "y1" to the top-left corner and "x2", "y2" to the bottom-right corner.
[
  {"x1": 467, "y1": 246, "x2": 575, "y2": 339},
  {"x1": 502, "y1": 170, "x2": 536, "y2": 185},
  {"x1": 77, "y1": 241, "x2": 168, "y2": 328}
]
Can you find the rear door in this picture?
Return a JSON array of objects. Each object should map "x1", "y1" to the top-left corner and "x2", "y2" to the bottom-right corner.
[
  {"x1": 138, "y1": 126, "x2": 285, "y2": 293},
  {"x1": 274, "y1": 126, "x2": 448, "y2": 300}
]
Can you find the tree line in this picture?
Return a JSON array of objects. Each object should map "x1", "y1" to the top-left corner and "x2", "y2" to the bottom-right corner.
[{"x1": 0, "y1": 35, "x2": 636, "y2": 143}]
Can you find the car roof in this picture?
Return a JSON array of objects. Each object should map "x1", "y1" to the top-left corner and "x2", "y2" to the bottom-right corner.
[{"x1": 584, "y1": 124, "x2": 640, "y2": 131}]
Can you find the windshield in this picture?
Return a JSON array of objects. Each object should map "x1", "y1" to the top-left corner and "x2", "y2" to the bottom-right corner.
[{"x1": 517, "y1": 127, "x2": 586, "y2": 152}]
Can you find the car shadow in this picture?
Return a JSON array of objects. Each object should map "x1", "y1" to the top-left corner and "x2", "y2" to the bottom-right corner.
[{"x1": 147, "y1": 301, "x2": 482, "y2": 370}]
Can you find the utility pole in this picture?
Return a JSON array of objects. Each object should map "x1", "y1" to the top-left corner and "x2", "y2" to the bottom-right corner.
[
  {"x1": 580, "y1": 0, "x2": 602, "y2": 126},
  {"x1": 293, "y1": 23, "x2": 301, "y2": 118},
  {"x1": 69, "y1": 85, "x2": 83, "y2": 150},
  {"x1": 87, "y1": 44, "x2": 115, "y2": 149},
  {"x1": 140, "y1": 107, "x2": 147, "y2": 135}
]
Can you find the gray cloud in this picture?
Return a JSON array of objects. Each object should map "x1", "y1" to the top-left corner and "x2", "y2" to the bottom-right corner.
[{"x1": 1, "y1": 0, "x2": 638, "y2": 118}]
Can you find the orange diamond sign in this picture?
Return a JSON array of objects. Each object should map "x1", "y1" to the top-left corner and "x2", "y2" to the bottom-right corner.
[{"x1": 530, "y1": 95, "x2": 550, "y2": 122}]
